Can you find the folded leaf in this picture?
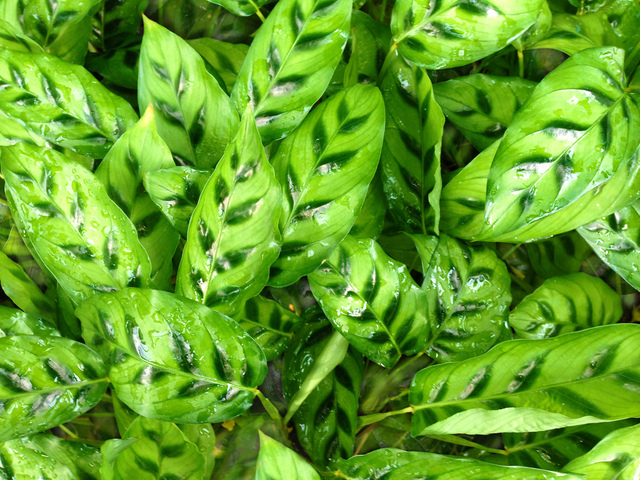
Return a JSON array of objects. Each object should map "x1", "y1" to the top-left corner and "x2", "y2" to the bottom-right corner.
[
  {"x1": 308, "y1": 236, "x2": 430, "y2": 368},
  {"x1": 0, "y1": 50, "x2": 137, "y2": 157},
  {"x1": 0, "y1": 335, "x2": 108, "y2": 441},
  {"x1": 76, "y1": 288, "x2": 267, "y2": 423},
  {"x1": 176, "y1": 110, "x2": 282, "y2": 315},
  {"x1": 0, "y1": 306, "x2": 59, "y2": 337},
  {"x1": 138, "y1": 18, "x2": 239, "y2": 168},
  {"x1": 188, "y1": 38, "x2": 249, "y2": 94},
  {"x1": 347, "y1": 11, "x2": 392, "y2": 84},
  {"x1": 255, "y1": 432, "x2": 321, "y2": 480},
  {"x1": 480, "y1": 47, "x2": 640, "y2": 242},
  {"x1": 269, "y1": 83, "x2": 384, "y2": 287},
  {"x1": 390, "y1": 0, "x2": 544, "y2": 69},
  {"x1": 410, "y1": 324, "x2": 640, "y2": 436},
  {"x1": 509, "y1": 273, "x2": 622, "y2": 339},
  {"x1": 380, "y1": 49, "x2": 444, "y2": 235},
  {"x1": 411, "y1": 233, "x2": 512, "y2": 363},
  {"x1": 2, "y1": 143, "x2": 151, "y2": 305},
  {"x1": 231, "y1": 0, "x2": 351, "y2": 144},
  {"x1": 349, "y1": 173, "x2": 386, "y2": 240},
  {"x1": 0, "y1": 19, "x2": 43, "y2": 53},
  {"x1": 525, "y1": 232, "x2": 591, "y2": 278}
]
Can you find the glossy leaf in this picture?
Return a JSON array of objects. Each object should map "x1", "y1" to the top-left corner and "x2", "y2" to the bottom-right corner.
[
  {"x1": 188, "y1": 37, "x2": 248, "y2": 94},
  {"x1": 346, "y1": 11, "x2": 392, "y2": 84},
  {"x1": 76, "y1": 288, "x2": 268, "y2": 423},
  {"x1": 2, "y1": 143, "x2": 151, "y2": 305},
  {"x1": 480, "y1": 47, "x2": 640, "y2": 242},
  {"x1": 269, "y1": 83, "x2": 384, "y2": 287},
  {"x1": 308, "y1": 236, "x2": 430, "y2": 368},
  {"x1": 176, "y1": 110, "x2": 282, "y2": 315},
  {"x1": 411, "y1": 233, "x2": 512, "y2": 363},
  {"x1": 0, "y1": 433, "x2": 101, "y2": 479},
  {"x1": 433, "y1": 75, "x2": 536, "y2": 151},
  {"x1": 336, "y1": 448, "x2": 580, "y2": 479},
  {"x1": 283, "y1": 321, "x2": 363, "y2": 467},
  {"x1": 93, "y1": 0, "x2": 146, "y2": 50},
  {"x1": 233, "y1": 295, "x2": 303, "y2": 361},
  {"x1": 0, "y1": 306, "x2": 59, "y2": 337},
  {"x1": 509, "y1": 273, "x2": 622, "y2": 339},
  {"x1": 562, "y1": 423, "x2": 640, "y2": 478},
  {"x1": 179, "y1": 423, "x2": 216, "y2": 478},
  {"x1": 525, "y1": 232, "x2": 591, "y2": 278},
  {"x1": 143, "y1": 166, "x2": 211, "y2": 238},
  {"x1": 0, "y1": 50, "x2": 137, "y2": 157},
  {"x1": 349, "y1": 173, "x2": 386, "y2": 240},
  {"x1": 578, "y1": 201, "x2": 640, "y2": 291},
  {"x1": 530, "y1": 12, "x2": 617, "y2": 55},
  {"x1": 390, "y1": 0, "x2": 544, "y2": 69},
  {"x1": 410, "y1": 324, "x2": 640, "y2": 436},
  {"x1": 0, "y1": 335, "x2": 108, "y2": 441},
  {"x1": 380, "y1": 49, "x2": 445, "y2": 234},
  {"x1": 101, "y1": 416, "x2": 206, "y2": 480},
  {"x1": 0, "y1": 19, "x2": 43, "y2": 53},
  {"x1": 231, "y1": 0, "x2": 351, "y2": 144},
  {"x1": 255, "y1": 432, "x2": 321, "y2": 480},
  {"x1": 138, "y1": 18, "x2": 239, "y2": 168}
]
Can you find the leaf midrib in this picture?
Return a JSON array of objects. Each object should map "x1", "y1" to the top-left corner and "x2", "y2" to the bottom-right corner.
[{"x1": 0, "y1": 377, "x2": 107, "y2": 399}]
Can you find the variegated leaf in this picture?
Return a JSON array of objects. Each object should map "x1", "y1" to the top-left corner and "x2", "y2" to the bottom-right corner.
[
  {"x1": 0, "y1": 19, "x2": 43, "y2": 53},
  {"x1": 0, "y1": 306, "x2": 59, "y2": 337},
  {"x1": 255, "y1": 432, "x2": 321, "y2": 480},
  {"x1": 188, "y1": 37, "x2": 248, "y2": 94}
]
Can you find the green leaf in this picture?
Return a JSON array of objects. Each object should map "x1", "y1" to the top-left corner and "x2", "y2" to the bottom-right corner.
[
  {"x1": 349, "y1": 173, "x2": 386, "y2": 240},
  {"x1": 76, "y1": 288, "x2": 268, "y2": 423},
  {"x1": 95, "y1": 105, "x2": 179, "y2": 290},
  {"x1": 308, "y1": 236, "x2": 430, "y2": 368},
  {"x1": 0, "y1": 433, "x2": 101, "y2": 479},
  {"x1": 336, "y1": 448, "x2": 581, "y2": 479},
  {"x1": 138, "y1": 18, "x2": 239, "y2": 169},
  {"x1": 93, "y1": 0, "x2": 146, "y2": 50},
  {"x1": 0, "y1": 250, "x2": 57, "y2": 324},
  {"x1": 255, "y1": 431, "x2": 321, "y2": 480},
  {"x1": 2, "y1": 143, "x2": 152, "y2": 305},
  {"x1": 562, "y1": 423, "x2": 640, "y2": 478},
  {"x1": 0, "y1": 50, "x2": 138, "y2": 157},
  {"x1": 433, "y1": 74, "x2": 536, "y2": 151},
  {"x1": 179, "y1": 423, "x2": 216, "y2": 478},
  {"x1": 411, "y1": 233, "x2": 512, "y2": 363},
  {"x1": 231, "y1": 0, "x2": 351, "y2": 144},
  {"x1": 143, "y1": 166, "x2": 211, "y2": 238},
  {"x1": 176, "y1": 110, "x2": 282, "y2": 315},
  {"x1": 233, "y1": 296, "x2": 303, "y2": 361},
  {"x1": 188, "y1": 37, "x2": 249, "y2": 94},
  {"x1": 112, "y1": 392, "x2": 138, "y2": 436},
  {"x1": 410, "y1": 324, "x2": 640, "y2": 436},
  {"x1": 525, "y1": 232, "x2": 591, "y2": 278},
  {"x1": 268, "y1": 83, "x2": 384, "y2": 287},
  {"x1": 578, "y1": 201, "x2": 640, "y2": 291},
  {"x1": 346, "y1": 11, "x2": 392, "y2": 84},
  {"x1": 85, "y1": 41, "x2": 140, "y2": 90},
  {"x1": 282, "y1": 321, "x2": 363, "y2": 466},
  {"x1": 0, "y1": 19, "x2": 43, "y2": 53},
  {"x1": 390, "y1": 0, "x2": 544, "y2": 69},
  {"x1": 0, "y1": 306, "x2": 59, "y2": 337},
  {"x1": 202, "y1": 0, "x2": 267, "y2": 16},
  {"x1": 509, "y1": 273, "x2": 622, "y2": 339},
  {"x1": 479, "y1": 47, "x2": 640, "y2": 243},
  {"x1": 380, "y1": 49, "x2": 445, "y2": 235},
  {"x1": 101, "y1": 416, "x2": 206, "y2": 480},
  {"x1": 0, "y1": 335, "x2": 108, "y2": 441}
]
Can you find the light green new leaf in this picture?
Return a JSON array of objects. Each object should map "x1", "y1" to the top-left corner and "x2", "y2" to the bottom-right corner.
[
  {"x1": 231, "y1": 0, "x2": 351, "y2": 144},
  {"x1": 411, "y1": 233, "x2": 512, "y2": 363},
  {"x1": 0, "y1": 306, "x2": 59, "y2": 337},
  {"x1": 562, "y1": 423, "x2": 640, "y2": 479},
  {"x1": 176, "y1": 110, "x2": 282, "y2": 315},
  {"x1": 433, "y1": 75, "x2": 536, "y2": 151},
  {"x1": 578, "y1": 201, "x2": 640, "y2": 291},
  {"x1": 336, "y1": 448, "x2": 581, "y2": 480},
  {"x1": 283, "y1": 321, "x2": 363, "y2": 467},
  {"x1": 509, "y1": 273, "x2": 622, "y2": 339},
  {"x1": 255, "y1": 432, "x2": 321, "y2": 480},
  {"x1": 0, "y1": 110, "x2": 46, "y2": 148},
  {"x1": 138, "y1": 18, "x2": 239, "y2": 169},
  {"x1": 480, "y1": 47, "x2": 640, "y2": 243},
  {"x1": 101, "y1": 416, "x2": 206, "y2": 480},
  {"x1": 269, "y1": 83, "x2": 384, "y2": 287},
  {"x1": 380, "y1": 50, "x2": 444, "y2": 235},
  {"x1": 188, "y1": 38, "x2": 249, "y2": 94},
  {"x1": 390, "y1": 0, "x2": 544, "y2": 69},
  {"x1": 76, "y1": 288, "x2": 268, "y2": 423},
  {"x1": 525, "y1": 232, "x2": 591, "y2": 278},
  {"x1": 0, "y1": 19, "x2": 43, "y2": 53},
  {"x1": 0, "y1": 433, "x2": 101, "y2": 480},
  {"x1": 95, "y1": 105, "x2": 179, "y2": 290},
  {"x1": 0, "y1": 335, "x2": 108, "y2": 441},
  {"x1": 0, "y1": 250, "x2": 56, "y2": 324},
  {"x1": 410, "y1": 324, "x2": 640, "y2": 436},
  {"x1": 143, "y1": 166, "x2": 211, "y2": 238},
  {"x1": 179, "y1": 423, "x2": 216, "y2": 478},
  {"x1": 233, "y1": 296, "x2": 303, "y2": 361},
  {"x1": 2, "y1": 144, "x2": 151, "y2": 305},
  {"x1": 0, "y1": 50, "x2": 137, "y2": 157},
  {"x1": 308, "y1": 236, "x2": 430, "y2": 368}
]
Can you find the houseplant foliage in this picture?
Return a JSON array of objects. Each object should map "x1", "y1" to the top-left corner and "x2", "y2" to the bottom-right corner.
[{"x1": 1, "y1": 0, "x2": 640, "y2": 477}]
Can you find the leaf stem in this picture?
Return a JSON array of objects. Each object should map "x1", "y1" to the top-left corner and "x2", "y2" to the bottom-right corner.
[
  {"x1": 517, "y1": 48, "x2": 524, "y2": 79},
  {"x1": 255, "y1": 390, "x2": 289, "y2": 441},
  {"x1": 500, "y1": 243, "x2": 522, "y2": 261},
  {"x1": 249, "y1": 0, "x2": 266, "y2": 22},
  {"x1": 357, "y1": 406, "x2": 414, "y2": 431},
  {"x1": 58, "y1": 425, "x2": 79, "y2": 439}
]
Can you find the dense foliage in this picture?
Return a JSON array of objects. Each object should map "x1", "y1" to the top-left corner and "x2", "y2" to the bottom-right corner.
[{"x1": 0, "y1": 0, "x2": 640, "y2": 478}]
